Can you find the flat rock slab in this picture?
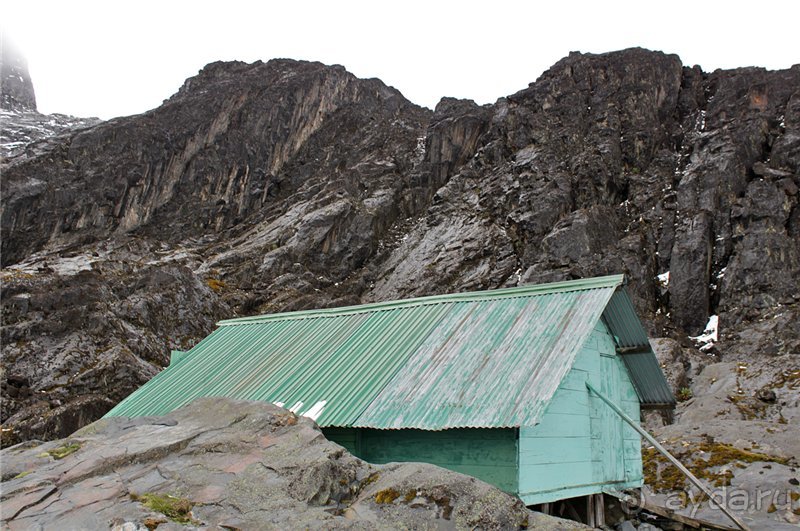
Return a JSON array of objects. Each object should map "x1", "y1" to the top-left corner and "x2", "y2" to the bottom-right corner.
[{"x1": 0, "y1": 397, "x2": 586, "y2": 530}]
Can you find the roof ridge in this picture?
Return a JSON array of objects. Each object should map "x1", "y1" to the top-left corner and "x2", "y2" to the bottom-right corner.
[{"x1": 218, "y1": 274, "x2": 625, "y2": 326}]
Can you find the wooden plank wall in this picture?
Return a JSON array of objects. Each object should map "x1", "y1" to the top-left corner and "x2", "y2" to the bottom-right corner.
[
  {"x1": 322, "y1": 426, "x2": 359, "y2": 455},
  {"x1": 322, "y1": 427, "x2": 519, "y2": 493},
  {"x1": 518, "y1": 321, "x2": 643, "y2": 505}
]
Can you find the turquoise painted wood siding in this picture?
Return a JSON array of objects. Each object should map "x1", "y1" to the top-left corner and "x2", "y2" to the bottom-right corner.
[
  {"x1": 518, "y1": 322, "x2": 643, "y2": 505},
  {"x1": 322, "y1": 428, "x2": 519, "y2": 493}
]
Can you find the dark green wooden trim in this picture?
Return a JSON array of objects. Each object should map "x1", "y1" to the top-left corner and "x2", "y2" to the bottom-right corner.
[
  {"x1": 617, "y1": 346, "x2": 652, "y2": 355},
  {"x1": 519, "y1": 478, "x2": 637, "y2": 498}
]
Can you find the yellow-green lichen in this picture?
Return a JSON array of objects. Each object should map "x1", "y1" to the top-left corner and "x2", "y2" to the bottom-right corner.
[
  {"x1": 205, "y1": 278, "x2": 227, "y2": 292},
  {"x1": 375, "y1": 488, "x2": 401, "y2": 504},
  {"x1": 726, "y1": 394, "x2": 767, "y2": 420},
  {"x1": 361, "y1": 472, "x2": 380, "y2": 487},
  {"x1": 142, "y1": 516, "x2": 167, "y2": 530},
  {"x1": 772, "y1": 369, "x2": 800, "y2": 390}
]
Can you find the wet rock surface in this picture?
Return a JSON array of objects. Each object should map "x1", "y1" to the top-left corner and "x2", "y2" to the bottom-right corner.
[
  {"x1": 0, "y1": 398, "x2": 584, "y2": 530},
  {"x1": 0, "y1": 49, "x2": 798, "y2": 525}
]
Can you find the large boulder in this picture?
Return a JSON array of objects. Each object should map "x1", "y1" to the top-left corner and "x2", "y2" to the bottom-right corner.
[{"x1": 0, "y1": 398, "x2": 585, "y2": 530}]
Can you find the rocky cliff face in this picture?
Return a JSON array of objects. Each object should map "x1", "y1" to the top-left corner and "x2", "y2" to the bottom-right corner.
[
  {"x1": 2, "y1": 59, "x2": 429, "y2": 269},
  {"x1": 0, "y1": 33, "x2": 100, "y2": 162},
  {"x1": 0, "y1": 57, "x2": 433, "y2": 443},
  {"x1": 1, "y1": 51, "x2": 798, "y2": 521},
  {"x1": 0, "y1": 35, "x2": 36, "y2": 112}
]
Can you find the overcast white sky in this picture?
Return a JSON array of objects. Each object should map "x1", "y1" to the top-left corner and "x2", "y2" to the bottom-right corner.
[{"x1": 3, "y1": 0, "x2": 799, "y2": 119}]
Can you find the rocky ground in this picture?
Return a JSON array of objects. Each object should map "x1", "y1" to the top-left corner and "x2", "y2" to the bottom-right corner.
[
  {"x1": 644, "y1": 338, "x2": 800, "y2": 528},
  {"x1": 0, "y1": 397, "x2": 586, "y2": 530},
  {"x1": 1, "y1": 47, "x2": 798, "y2": 527}
]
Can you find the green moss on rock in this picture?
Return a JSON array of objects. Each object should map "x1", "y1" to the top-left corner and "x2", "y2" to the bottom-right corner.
[
  {"x1": 131, "y1": 492, "x2": 195, "y2": 524},
  {"x1": 644, "y1": 439, "x2": 790, "y2": 492},
  {"x1": 44, "y1": 442, "x2": 81, "y2": 460}
]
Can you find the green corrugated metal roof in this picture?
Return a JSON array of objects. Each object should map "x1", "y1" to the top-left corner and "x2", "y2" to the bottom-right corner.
[
  {"x1": 216, "y1": 274, "x2": 629, "y2": 325},
  {"x1": 105, "y1": 274, "x2": 673, "y2": 426},
  {"x1": 354, "y1": 288, "x2": 615, "y2": 428},
  {"x1": 601, "y1": 291, "x2": 651, "y2": 349},
  {"x1": 618, "y1": 352, "x2": 676, "y2": 408},
  {"x1": 601, "y1": 292, "x2": 676, "y2": 408}
]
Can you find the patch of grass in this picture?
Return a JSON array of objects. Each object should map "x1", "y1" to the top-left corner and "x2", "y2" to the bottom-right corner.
[
  {"x1": 13, "y1": 470, "x2": 32, "y2": 479},
  {"x1": 130, "y1": 492, "x2": 195, "y2": 524},
  {"x1": 374, "y1": 488, "x2": 400, "y2": 504},
  {"x1": 404, "y1": 489, "x2": 417, "y2": 502},
  {"x1": 676, "y1": 387, "x2": 692, "y2": 401}
]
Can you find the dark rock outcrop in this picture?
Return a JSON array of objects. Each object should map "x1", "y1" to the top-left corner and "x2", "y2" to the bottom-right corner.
[
  {"x1": 0, "y1": 398, "x2": 583, "y2": 530},
  {"x1": 0, "y1": 110, "x2": 101, "y2": 161},
  {"x1": 0, "y1": 244, "x2": 229, "y2": 445},
  {"x1": 1, "y1": 59, "x2": 429, "y2": 268},
  {"x1": 0, "y1": 35, "x2": 101, "y2": 162},
  {"x1": 0, "y1": 35, "x2": 36, "y2": 112},
  {"x1": 1, "y1": 49, "x2": 798, "y2": 459}
]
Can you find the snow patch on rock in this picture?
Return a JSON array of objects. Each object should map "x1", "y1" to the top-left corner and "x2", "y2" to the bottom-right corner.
[{"x1": 690, "y1": 315, "x2": 718, "y2": 352}]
